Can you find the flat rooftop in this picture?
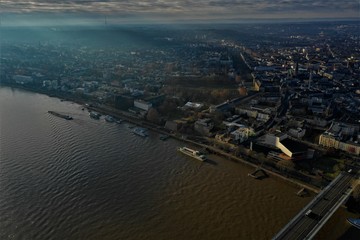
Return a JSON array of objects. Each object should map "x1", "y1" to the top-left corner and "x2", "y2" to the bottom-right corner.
[{"x1": 281, "y1": 138, "x2": 309, "y2": 153}]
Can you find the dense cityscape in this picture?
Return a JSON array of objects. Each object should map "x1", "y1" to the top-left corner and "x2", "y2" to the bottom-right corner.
[
  {"x1": 1, "y1": 13, "x2": 359, "y2": 240},
  {"x1": 2, "y1": 21, "x2": 360, "y2": 175}
]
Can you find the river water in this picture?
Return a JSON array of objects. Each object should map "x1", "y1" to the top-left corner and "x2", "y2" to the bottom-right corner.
[{"x1": 0, "y1": 87, "x2": 356, "y2": 239}]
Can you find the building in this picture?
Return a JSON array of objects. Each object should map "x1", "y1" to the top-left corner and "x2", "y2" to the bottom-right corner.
[
  {"x1": 230, "y1": 126, "x2": 255, "y2": 143},
  {"x1": 145, "y1": 94, "x2": 166, "y2": 107},
  {"x1": 220, "y1": 121, "x2": 255, "y2": 144},
  {"x1": 134, "y1": 100, "x2": 152, "y2": 112},
  {"x1": 184, "y1": 102, "x2": 204, "y2": 110},
  {"x1": 165, "y1": 120, "x2": 186, "y2": 132},
  {"x1": 194, "y1": 118, "x2": 214, "y2": 136},
  {"x1": 318, "y1": 122, "x2": 360, "y2": 155},
  {"x1": 255, "y1": 132, "x2": 314, "y2": 160},
  {"x1": 288, "y1": 128, "x2": 306, "y2": 139},
  {"x1": 115, "y1": 95, "x2": 134, "y2": 110},
  {"x1": 13, "y1": 75, "x2": 33, "y2": 84},
  {"x1": 236, "y1": 105, "x2": 271, "y2": 122},
  {"x1": 319, "y1": 133, "x2": 360, "y2": 155}
]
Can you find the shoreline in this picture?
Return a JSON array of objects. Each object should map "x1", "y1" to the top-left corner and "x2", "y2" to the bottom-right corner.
[
  {"x1": 1, "y1": 83, "x2": 320, "y2": 193},
  {"x1": 90, "y1": 100, "x2": 321, "y2": 193}
]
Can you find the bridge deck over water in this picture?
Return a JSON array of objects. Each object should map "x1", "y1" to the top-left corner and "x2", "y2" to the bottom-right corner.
[{"x1": 273, "y1": 172, "x2": 354, "y2": 240}]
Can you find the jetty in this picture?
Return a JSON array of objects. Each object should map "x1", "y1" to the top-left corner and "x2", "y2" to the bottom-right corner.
[
  {"x1": 296, "y1": 188, "x2": 309, "y2": 197},
  {"x1": 160, "y1": 134, "x2": 170, "y2": 141},
  {"x1": 248, "y1": 167, "x2": 268, "y2": 179}
]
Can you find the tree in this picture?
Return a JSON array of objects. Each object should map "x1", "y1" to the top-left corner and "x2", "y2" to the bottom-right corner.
[
  {"x1": 353, "y1": 185, "x2": 360, "y2": 203},
  {"x1": 258, "y1": 153, "x2": 267, "y2": 162},
  {"x1": 146, "y1": 108, "x2": 160, "y2": 124},
  {"x1": 158, "y1": 99, "x2": 178, "y2": 116},
  {"x1": 276, "y1": 160, "x2": 295, "y2": 171}
]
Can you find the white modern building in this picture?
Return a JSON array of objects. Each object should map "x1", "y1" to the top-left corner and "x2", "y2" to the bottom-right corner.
[{"x1": 134, "y1": 100, "x2": 152, "y2": 112}]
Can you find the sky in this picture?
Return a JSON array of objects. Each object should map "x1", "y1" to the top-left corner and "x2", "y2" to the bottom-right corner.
[{"x1": 0, "y1": 0, "x2": 359, "y2": 25}]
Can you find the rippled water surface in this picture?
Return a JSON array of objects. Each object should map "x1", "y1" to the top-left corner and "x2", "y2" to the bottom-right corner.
[{"x1": 0, "y1": 87, "x2": 354, "y2": 239}]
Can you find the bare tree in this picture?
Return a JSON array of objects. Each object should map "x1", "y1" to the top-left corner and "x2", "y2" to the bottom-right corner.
[
  {"x1": 353, "y1": 184, "x2": 360, "y2": 203},
  {"x1": 276, "y1": 160, "x2": 295, "y2": 171},
  {"x1": 146, "y1": 108, "x2": 160, "y2": 124}
]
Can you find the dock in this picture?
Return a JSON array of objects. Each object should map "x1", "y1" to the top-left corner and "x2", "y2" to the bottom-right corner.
[
  {"x1": 160, "y1": 134, "x2": 170, "y2": 141},
  {"x1": 296, "y1": 188, "x2": 309, "y2": 197},
  {"x1": 248, "y1": 167, "x2": 268, "y2": 179}
]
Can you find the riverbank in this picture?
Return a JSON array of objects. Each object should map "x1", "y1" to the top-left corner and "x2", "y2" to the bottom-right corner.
[
  {"x1": 1, "y1": 84, "x2": 321, "y2": 193},
  {"x1": 90, "y1": 104, "x2": 320, "y2": 194}
]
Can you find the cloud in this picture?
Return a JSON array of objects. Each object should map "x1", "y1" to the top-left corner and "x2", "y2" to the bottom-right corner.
[
  {"x1": 1, "y1": 1, "x2": 182, "y2": 13},
  {"x1": 0, "y1": 0, "x2": 359, "y2": 20}
]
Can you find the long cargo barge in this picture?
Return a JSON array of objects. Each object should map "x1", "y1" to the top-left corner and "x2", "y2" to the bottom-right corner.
[{"x1": 48, "y1": 111, "x2": 73, "y2": 120}]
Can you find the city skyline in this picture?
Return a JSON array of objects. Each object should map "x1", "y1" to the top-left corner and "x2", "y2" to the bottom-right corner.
[{"x1": 1, "y1": 0, "x2": 359, "y2": 26}]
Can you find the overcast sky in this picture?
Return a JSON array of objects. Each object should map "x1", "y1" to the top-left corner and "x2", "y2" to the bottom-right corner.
[{"x1": 1, "y1": 0, "x2": 359, "y2": 25}]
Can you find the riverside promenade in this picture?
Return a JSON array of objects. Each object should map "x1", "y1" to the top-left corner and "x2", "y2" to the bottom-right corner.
[
  {"x1": 91, "y1": 104, "x2": 320, "y2": 194},
  {"x1": 0, "y1": 84, "x2": 322, "y2": 193}
]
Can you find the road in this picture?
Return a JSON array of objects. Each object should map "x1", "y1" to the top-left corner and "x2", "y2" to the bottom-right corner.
[{"x1": 273, "y1": 172, "x2": 354, "y2": 240}]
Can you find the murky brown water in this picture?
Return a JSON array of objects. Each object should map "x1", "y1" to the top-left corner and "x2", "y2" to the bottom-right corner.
[
  {"x1": 316, "y1": 208, "x2": 359, "y2": 240},
  {"x1": 0, "y1": 87, "x2": 357, "y2": 239}
]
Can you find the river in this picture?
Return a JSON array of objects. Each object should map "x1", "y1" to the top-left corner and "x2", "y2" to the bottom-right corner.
[{"x1": 0, "y1": 87, "x2": 357, "y2": 239}]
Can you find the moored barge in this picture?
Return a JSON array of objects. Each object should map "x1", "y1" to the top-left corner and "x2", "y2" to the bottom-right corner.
[{"x1": 48, "y1": 111, "x2": 73, "y2": 120}]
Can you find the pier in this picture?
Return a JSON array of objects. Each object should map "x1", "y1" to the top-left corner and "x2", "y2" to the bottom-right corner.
[
  {"x1": 248, "y1": 167, "x2": 268, "y2": 179},
  {"x1": 296, "y1": 188, "x2": 309, "y2": 197}
]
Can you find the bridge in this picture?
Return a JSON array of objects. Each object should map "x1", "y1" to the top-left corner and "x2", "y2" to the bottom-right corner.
[{"x1": 273, "y1": 171, "x2": 355, "y2": 240}]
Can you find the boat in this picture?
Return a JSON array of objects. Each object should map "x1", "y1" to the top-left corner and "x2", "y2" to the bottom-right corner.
[
  {"x1": 132, "y1": 127, "x2": 148, "y2": 137},
  {"x1": 159, "y1": 134, "x2": 170, "y2": 141},
  {"x1": 89, "y1": 111, "x2": 101, "y2": 119},
  {"x1": 105, "y1": 115, "x2": 114, "y2": 122},
  {"x1": 177, "y1": 147, "x2": 206, "y2": 161},
  {"x1": 112, "y1": 117, "x2": 123, "y2": 124},
  {"x1": 115, "y1": 119, "x2": 123, "y2": 124},
  {"x1": 347, "y1": 218, "x2": 360, "y2": 229},
  {"x1": 48, "y1": 111, "x2": 73, "y2": 120}
]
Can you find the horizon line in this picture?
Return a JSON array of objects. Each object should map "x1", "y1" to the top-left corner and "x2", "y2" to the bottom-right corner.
[{"x1": 0, "y1": 16, "x2": 359, "y2": 27}]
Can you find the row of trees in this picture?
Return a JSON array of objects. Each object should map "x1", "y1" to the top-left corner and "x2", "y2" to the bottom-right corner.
[{"x1": 163, "y1": 85, "x2": 241, "y2": 104}]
